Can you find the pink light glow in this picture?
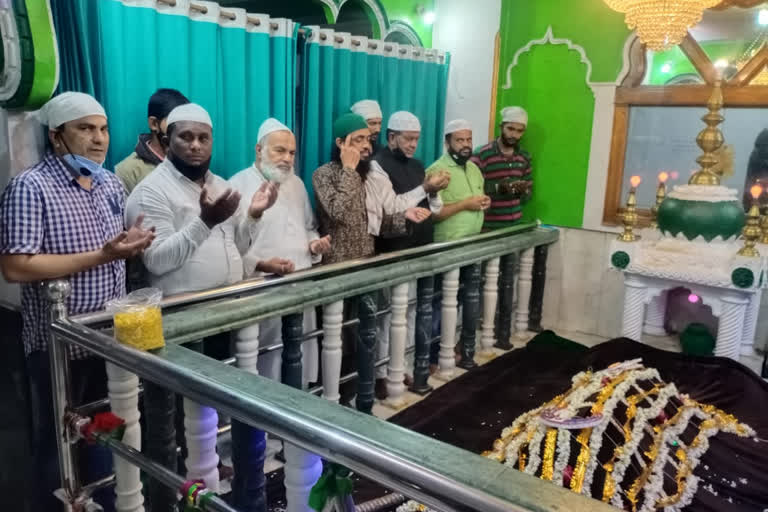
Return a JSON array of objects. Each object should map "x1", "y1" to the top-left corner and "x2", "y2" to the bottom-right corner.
[
  {"x1": 670, "y1": 171, "x2": 679, "y2": 180},
  {"x1": 688, "y1": 293, "x2": 700, "y2": 304}
]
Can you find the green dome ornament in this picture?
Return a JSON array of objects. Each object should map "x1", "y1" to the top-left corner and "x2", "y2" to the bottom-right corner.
[
  {"x1": 656, "y1": 79, "x2": 745, "y2": 242},
  {"x1": 657, "y1": 196, "x2": 745, "y2": 242}
]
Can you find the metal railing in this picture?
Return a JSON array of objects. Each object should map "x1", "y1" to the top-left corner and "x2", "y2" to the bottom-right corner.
[{"x1": 41, "y1": 225, "x2": 618, "y2": 512}]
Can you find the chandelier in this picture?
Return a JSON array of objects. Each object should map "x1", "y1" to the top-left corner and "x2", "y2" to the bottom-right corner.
[{"x1": 604, "y1": 0, "x2": 722, "y2": 51}]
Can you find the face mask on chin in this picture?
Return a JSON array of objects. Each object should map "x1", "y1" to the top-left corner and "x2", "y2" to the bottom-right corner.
[
  {"x1": 60, "y1": 153, "x2": 106, "y2": 178},
  {"x1": 449, "y1": 147, "x2": 472, "y2": 166},
  {"x1": 168, "y1": 150, "x2": 209, "y2": 181}
]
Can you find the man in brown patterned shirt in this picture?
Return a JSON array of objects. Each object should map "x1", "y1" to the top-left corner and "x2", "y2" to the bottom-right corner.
[{"x1": 313, "y1": 113, "x2": 430, "y2": 265}]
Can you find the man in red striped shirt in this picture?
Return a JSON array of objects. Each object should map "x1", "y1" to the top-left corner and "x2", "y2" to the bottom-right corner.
[{"x1": 470, "y1": 106, "x2": 532, "y2": 230}]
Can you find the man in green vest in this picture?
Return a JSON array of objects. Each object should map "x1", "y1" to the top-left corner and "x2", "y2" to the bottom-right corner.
[{"x1": 426, "y1": 119, "x2": 489, "y2": 242}]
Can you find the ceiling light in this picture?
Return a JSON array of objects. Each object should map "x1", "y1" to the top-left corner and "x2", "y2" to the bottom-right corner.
[
  {"x1": 423, "y1": 11, "x2": 436, "y2": 25},
  {"x1": 714, "y1": 58, "x2": 728, "y2": 69},
  {"x1": 661, "y1": 62, "x2": 672, "y2": 73},
  {"x1": 759, "y1": 9, "x2": 768, "y2": 26}
]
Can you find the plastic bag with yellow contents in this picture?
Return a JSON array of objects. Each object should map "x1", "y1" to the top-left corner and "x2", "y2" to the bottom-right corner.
[{"x1": 107, "y1": 288, "x2": 165, "y2": 351}]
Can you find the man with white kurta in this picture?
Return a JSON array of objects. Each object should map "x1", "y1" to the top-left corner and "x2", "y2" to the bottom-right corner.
[
  {"x1": 125, "y1": 103, "x2": 278, "y2": 508},
  {"x1": 229, "y1": 118, "x2": 329, "y2": 387}
]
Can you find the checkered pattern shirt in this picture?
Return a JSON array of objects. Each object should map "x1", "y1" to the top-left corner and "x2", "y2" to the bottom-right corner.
[{"x1": 0, "y1": 152, "x2": 126, "y2": 359}]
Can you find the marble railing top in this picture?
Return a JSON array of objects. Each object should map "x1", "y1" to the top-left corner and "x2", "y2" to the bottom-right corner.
[
  {"x1": 160, "y1": 227, "x2": 559, "y2": 344},
  {"x1": 51, "y1": 319, "x2": 609, "y2": 512},
  {"x1": 71, "y1": 222, "x2": 541, "y2": 327}
]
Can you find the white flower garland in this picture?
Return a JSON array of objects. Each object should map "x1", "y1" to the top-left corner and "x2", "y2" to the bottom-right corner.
[
  {"x1": 581, "y1": 369, "x2": 659, "y2": 496},
  {"x1": 395, "y1": 501, "x2": 436, "y2": 512},
  {"x1": 523, "y1": 426, "x2": 547, "y2": 476},
  {"x1": 609, "y1": 382, "x2": 679, "y2": 507},
  {"x1": 553, "y1": 427, "x2": 571, "y2": 486}
]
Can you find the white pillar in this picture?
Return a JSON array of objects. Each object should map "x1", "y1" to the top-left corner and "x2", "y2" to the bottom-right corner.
[
  {"x1": 106, "y1": 362, "x2": 145, "y2": 512},
  {"x1": 283, "y1": 443, "x2": 323, "y2": 512},
  {"x1": 716, "y1": 293, "x2": 750, "y2": 360},
  {"x1": 321, "y1": 301, "x2": 344, "y2": 403},
  {"x1": 621, "y1": 277, "x2": 647, "y2": 342},
  {"x1": 643, "y1": 291, "x2": 667, "y2": 336},
  {"x1": 480, "y1": 257, "x2": 500, "y2": 355},
  {"x1": 741, "y1": 289, "x2": 762, "y2": 356},
  {"x1": 514, "y1": 248, "x2": 535, "y2": 339},
  {"x1": 183, "y1": 399, "x2": 219, "y2": 492},
  {"x1": 438, "y1": 268, "x2": 461, "y2": 379},
  {"x1": 234, "y1": 323, "x2": 260, "y2": 374},
  {"x1": 385, "y1": 282, "x2": 410, "y2": 408}
]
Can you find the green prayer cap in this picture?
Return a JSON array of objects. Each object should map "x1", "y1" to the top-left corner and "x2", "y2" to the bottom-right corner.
[{"x1": 333, "y1": 113, "x2": 368, "y2": 140}]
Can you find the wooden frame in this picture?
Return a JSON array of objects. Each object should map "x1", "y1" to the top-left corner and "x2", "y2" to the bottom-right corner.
[
  {"x1": 602, "y1": 28, "x2": 768, "y2": 226},
  {"x1": 488, "y1": 31, "x2": 500, "y2": 142}
]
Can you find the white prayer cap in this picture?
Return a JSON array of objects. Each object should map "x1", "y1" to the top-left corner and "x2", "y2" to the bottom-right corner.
[
  {"x1": 166, "y1": 103, "x2": 213, "y2": 128},
  {"x1": 257, "y1": 118, "x2": 291, "y2": 143},
  {"x1": 388, "y1": 111, "x2": 421, "y2": 132},
  {"x1": 500, "y1": 106, "x2": 528, "y2": 126},
  {"x1": 350, "y1": 99, "x2": 383, "y2": 120},
  {"x1": 40, "y1": 92, "x2": 107, "y2": 128},
  {"x1": 444, "y1": 119, "x2": 472, "y2": 135}
]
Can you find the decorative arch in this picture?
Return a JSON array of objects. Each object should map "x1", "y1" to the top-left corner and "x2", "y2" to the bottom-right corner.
[
  {"x1": 502, "y1": 26, "x2": 594, "y2": 94},
  {"x1": 337, "y1": 0, "x2": 387, "y2": 39},
  {"x1": 384, "y1": 20, "x2": 423, "y2": 47}
]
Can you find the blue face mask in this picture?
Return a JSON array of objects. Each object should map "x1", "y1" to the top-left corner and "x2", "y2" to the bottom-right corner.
[{"x1": 61, "y1": 153, "x2": 105, "y2": 178}]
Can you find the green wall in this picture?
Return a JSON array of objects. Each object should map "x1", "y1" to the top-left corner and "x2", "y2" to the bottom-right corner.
[
  {"x1": 647, "y1": 40, "x2": 745, "y2": 85},
  {"x1": 496, "y1": 0, "x2": 629, "y2": 227},
  {"x1": 380, "y1": 0, "x2": 434, "y2": 47}
]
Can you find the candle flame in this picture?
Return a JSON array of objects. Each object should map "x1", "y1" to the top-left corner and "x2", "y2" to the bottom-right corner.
[
  {"x1": 750, "y1": 184, "x2": 763, "y2": 200},
  {"x1": 630, "y1": 175, "x2": 642, "y2": 188},
  {"x1": 658, "y1": 171, "x2": 669, "y2": 183}
]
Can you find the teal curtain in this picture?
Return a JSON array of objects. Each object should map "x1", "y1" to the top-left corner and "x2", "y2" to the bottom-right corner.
[
  {"x1": 52, "y1": 0, "x2": 297, "y2": 179},
  {"x1": 299, "y1": 30, "x2": 450, "y2": 202}
]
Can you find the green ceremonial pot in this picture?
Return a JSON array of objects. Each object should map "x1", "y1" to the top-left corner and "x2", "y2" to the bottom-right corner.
[{"x1": 657, "y1": 196, "x2": 745, "y2": 242}]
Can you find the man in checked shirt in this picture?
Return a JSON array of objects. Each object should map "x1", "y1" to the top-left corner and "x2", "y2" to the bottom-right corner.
[{"x1": 0, "y1": 92, "x2": 155, "y2": 511}]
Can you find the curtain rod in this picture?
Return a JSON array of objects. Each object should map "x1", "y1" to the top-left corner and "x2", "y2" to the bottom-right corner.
[{"x1": 156, "y1": 0, "x2": 418, "y2": 55}]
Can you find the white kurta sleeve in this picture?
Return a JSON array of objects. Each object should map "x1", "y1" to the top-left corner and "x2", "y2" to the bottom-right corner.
[
  {"x1": 301, "y1": 183, "x2": 322, "y2": 264},
  {"x1": 126, "y1": 186, "x2": 211, "y2": 276},
  {"x1": 365, "y1": 162, "x2": 427, "y2": 236},
  {"x1": 428, "y1": 193, "x2": 443, "y2": 214}
]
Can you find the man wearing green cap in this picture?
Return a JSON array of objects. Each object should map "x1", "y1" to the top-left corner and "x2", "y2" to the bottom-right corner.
[{"x1": 313, "y1": 113, "x2": 430, "y2": 264}]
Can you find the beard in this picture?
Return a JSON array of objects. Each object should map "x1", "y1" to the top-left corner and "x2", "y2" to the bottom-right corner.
[
  {"x1": 260, "y1": 154, "x2": 294, "y2": 184},
  {"x1": 501, "y1": 135, "x2": 519, "y2": 147},
  {"x1": 357, "y1": 154, "x2": 372, "y2": 179},
  {"x1": 450, "y1": 147, "x2": 472, "y2": 166},
  {"x1": 168, "y1": 150, "x2": 210, "y2": 181}
]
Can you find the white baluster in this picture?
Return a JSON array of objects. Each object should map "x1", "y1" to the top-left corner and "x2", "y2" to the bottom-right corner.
[
  {"x1": 438, "y1": 268, "x2": 461, "y2": 379},
  {"x1": 480, "y1": 258, "x2": 500, "y2": 355},
  {"x1": 621, "y1": 277, "x2": 647, "y2": 342},
  {"x1": 234, "y1": 323, "x2": 260, "y2": 374},
  {"x1": 106, "y1": 362, "x2": 145, "y2": 512},
  {"x1": 183, "y1": 399, "x2": 219, "y2": 492},
  {"x1": 283, "y1": 443, "x2": 323, "y2": 512},
  {"x1": 741, "y1": 289, "x2": 761, "y2": 356},
  {"x1": 643, "y1": 291, "x2": 667, "y2": 336},
  {"x1": 715, "y1": 293, "x2": 749, "y2": 361},
  {"x1": 514, "y1": 248, "x2": 535, "y2": 339},
  {"x1": 321, "y1": 301, "x2": 344, "y2": 402},
  {"x1": 385, "y1": 282, "x2": 410, "y2": 408}
]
